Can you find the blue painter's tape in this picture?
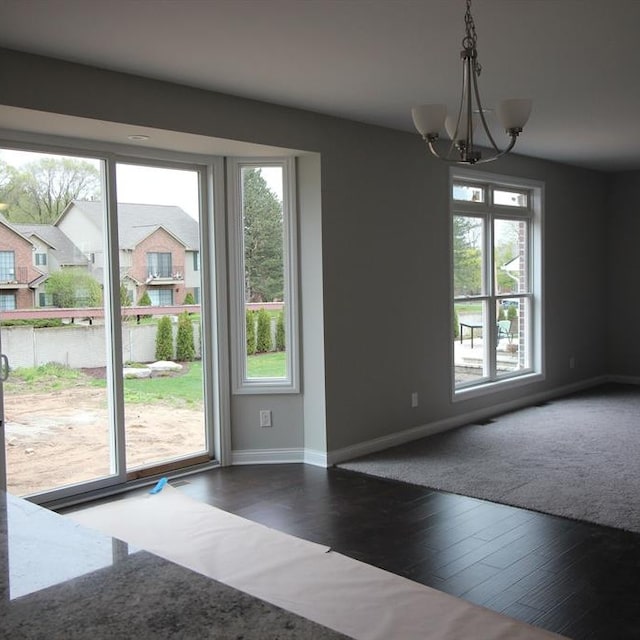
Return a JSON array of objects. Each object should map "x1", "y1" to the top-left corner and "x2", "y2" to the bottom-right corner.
[{"x1": 149, "y1": 477, "x2": 168, "y2": 494}]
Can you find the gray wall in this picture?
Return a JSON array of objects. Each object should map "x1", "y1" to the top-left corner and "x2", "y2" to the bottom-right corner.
[
  {"x1": 606, "y1": 171, "x2": 640, "y2": 377},
  {"x1": 0, "y1": 48, "x2": 613, "y2": 460}
]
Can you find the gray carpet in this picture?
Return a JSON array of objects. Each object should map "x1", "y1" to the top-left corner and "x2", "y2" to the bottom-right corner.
[{"x1": 338, "y1": 384, "x2": 640, "y2": 533}]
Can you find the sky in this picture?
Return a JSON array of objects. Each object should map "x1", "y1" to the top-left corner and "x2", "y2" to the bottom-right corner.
[{"x1": 0, "y1": 149, "x2": 283, "y2": 220}]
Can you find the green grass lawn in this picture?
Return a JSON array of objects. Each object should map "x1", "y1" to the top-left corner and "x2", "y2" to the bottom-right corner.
[
  {"x1": 247, "y1": 351, "x2": 286, "y2": 378},
  {"x1": 122, "y1": 361, "x2": 203, "y2": 407},
  {"x1": 8, "y1": 352, "x2": 286, "y2": 404}
]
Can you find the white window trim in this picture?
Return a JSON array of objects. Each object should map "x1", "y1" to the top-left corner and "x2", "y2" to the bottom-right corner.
[
  {"x1": 449, "y1": 168, "x2": 545, "y2": 401},
  {"x1": 227, "y1": 157, "x2": 300, "y2": 394}
]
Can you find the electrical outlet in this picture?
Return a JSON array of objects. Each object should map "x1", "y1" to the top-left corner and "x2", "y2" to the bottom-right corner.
[
  {"x1": 411, "y1": 392, "x2": 419, "y2": 408},
  {"x1": 259, "y1": 409, "x2": 272, "y2": 428}
]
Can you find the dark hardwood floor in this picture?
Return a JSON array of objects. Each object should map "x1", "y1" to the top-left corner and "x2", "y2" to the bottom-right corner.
[{"x1": 165, "y1": 463, "x2": 640, "y2": 640}]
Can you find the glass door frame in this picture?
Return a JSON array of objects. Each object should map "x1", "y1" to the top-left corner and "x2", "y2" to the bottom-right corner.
[{"x1": 0, "y1": 135, "x2": 227, "y2": 503}]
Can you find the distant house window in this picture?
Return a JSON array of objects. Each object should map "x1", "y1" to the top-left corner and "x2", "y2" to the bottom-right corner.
[
  {"x1": 148, "y1": 289, "x2": 174, "y2": 306},
  {"x1": 147, "y1": 252, "x2": 172, "y2": 278},
  {"x1": 39, "y1": 292, "x2": 54, "y2": 307},
  {"x1": 35, "y1": 253, "x2": 47, "y2": 266},
  {"x1": 0, "y1": 251, "x2": 15, "y2": 281},
  {"x1": 193, "y1": 251, "x2": 200, "y2": 271},
  {"x1": 0, "y1": 293, "x2": 16, "y2": 311},
  {"x1": 193, "y1": 287, "x2": 200, "y2": 304}
]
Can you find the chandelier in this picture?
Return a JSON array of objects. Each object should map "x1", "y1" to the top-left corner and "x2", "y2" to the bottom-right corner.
[{"x1": 411, "y1": 0, "x2": 531, "y2": 164}]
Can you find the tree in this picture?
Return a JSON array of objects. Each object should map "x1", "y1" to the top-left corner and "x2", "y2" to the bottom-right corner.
[
  {"x1": 120, "y1": 282, "x2": 132, "y2": 307},
  {"x1": 183, "y1": 292, "x2": 195, "y2": 305},
  {"x1": 44, "y1": 268, "x2": 102, "y2": 308},
  {"x1": 246, "y1": 310, "x2": 257, "y2": 356},
  {"x1": 453, "y1": 216, "x2": 482, "y2": 296},
  {"x1": 256, "y1": 309, "x2": 272, "y2": 353},
  {"x1": 275, "y1": 310, "x2": 285, "y2": 351},
  {"x1": 243, "y1": 169, "x2": 284, "y2": 302},
  {"x1": 138, "y1": 291, "x2": 152, "y2": 306},
  {"x1": 155, "y1": 316, "x2": 174, "y2": 361},
  {"x1": 175, "y1": 312, "x2": 196, "y2": 362},
  {"x1": 1, "y1": 157, "x2": 100, "y2": 223}
]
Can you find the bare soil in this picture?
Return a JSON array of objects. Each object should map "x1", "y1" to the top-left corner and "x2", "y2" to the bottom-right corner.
[{"x1": 4, "y1": 383, "x2": 206, "y2": 497}]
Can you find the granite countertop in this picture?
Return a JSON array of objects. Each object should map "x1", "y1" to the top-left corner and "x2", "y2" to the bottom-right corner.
[{"x1": 0, "y1": 491, "x2": 349, "y2": 639}]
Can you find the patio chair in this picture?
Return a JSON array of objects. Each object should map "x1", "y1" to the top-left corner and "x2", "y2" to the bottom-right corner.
[{"x1": 497, "y1": 320, "x2": 513, "y2": 341}]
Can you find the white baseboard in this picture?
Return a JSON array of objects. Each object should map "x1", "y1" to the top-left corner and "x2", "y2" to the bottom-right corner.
[
  {"x1": 231, "y1": 447, "x2": 329, "y2": 467},
  {"x1": 327, "y1": 375, "x2": 607, "y2": 466},
  {"x1": 230, "y1": 376, "x2": 624, "y2": 469},
  {"x1": 303, "y1": 449, "x2": 329, "y2": 467},
  {"x1": 231, "y1": 448, "x2": 304, "y2": 465}
]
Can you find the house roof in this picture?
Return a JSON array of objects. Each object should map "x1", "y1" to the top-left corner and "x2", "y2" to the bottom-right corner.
[
  {"x1": 10, "y1": 222, "x2": 89, "y2": 266},
  {"x1": 64, "y1": 201, "x2": 199, "y2": 251}
]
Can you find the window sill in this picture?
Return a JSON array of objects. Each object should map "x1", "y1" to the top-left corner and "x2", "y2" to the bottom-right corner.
[{"x1": 453, "y1": 371, "x2": 544, "y2": 402}]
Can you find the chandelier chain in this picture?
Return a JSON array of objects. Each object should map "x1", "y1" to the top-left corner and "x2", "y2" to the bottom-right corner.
[{"x1": 463, "y1": 0, "x2": 482, "y2": 76}]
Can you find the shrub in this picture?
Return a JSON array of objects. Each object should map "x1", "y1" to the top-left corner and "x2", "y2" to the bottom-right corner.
[
  {"x1": 176, "y1": 312, "x2": 195, "y2": 362},
  {"x1": 120, "y1": 283, "x2": 132, "y2": 307},
  {"x1": 183, "y1": 292, "x2": 196, "y2": 305},
  {"x1": 138, "y1": 291, "x2": 151, "y2": 306},
  {"x1": 275, "y1": 311, "x2": 285, "y2": 351},
  {"x1": 155, "y1": 316, "x2": 174, "y2": 361},
  {"x1": 44, "y1": 268, "x2": 102, "y2": 308},
  {"x1": 246, "y1": 310, "x2": 257, "y2": 355},
  {"x1": 256, "y1": 308, "x2": 272, "y2": 353},
  {"x1": 1, "y1": 318, "x2": 63, "y2": 328},
  {"x1": 138, "y1": 290, "x2": 152, "y2": 319},
  {"x1": 507, "y1": 305, "x2": 518, "y2": 322}
]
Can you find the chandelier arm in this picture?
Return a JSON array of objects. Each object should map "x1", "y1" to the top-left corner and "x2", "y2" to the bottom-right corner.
[
  {"x1": 470, "y1": 67, "x2": 502, "y2": 154},
  {"x1": 473, "y1": 133, "x2": 518, "y2": 164},
  {"x1": 425, "y1": 136, "x2": 458, "y2": 162}
]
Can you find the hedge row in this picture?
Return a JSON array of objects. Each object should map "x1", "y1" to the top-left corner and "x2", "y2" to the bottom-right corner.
[{"x1": 246, "y1": 309, "x2": 285, "y2": 355}]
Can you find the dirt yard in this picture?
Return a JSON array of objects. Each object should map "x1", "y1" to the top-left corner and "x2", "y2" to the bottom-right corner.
[{"x1": 4, "y1": 384, "x2": 206, "y2": 497}]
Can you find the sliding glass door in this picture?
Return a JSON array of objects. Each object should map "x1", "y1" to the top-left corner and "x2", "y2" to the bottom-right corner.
[
  {"x1": 0, "y1": 145, "x2": 216, "y2": 500},
  {"x1": 0, "y1": 149, "x2": 117, "y2": 496},
  {"x1": 114, "y1": 162, "x2": 208, "y2": 477}
]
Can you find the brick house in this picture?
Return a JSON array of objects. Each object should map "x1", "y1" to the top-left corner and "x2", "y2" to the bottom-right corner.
[
  {"x1": 56, "y1": 201, "x2": 200, "y2": 306},
  {"x1": 0, "y1": 216, "x2": 48, "y2": 310},
  {"x1": 9, "y1": 223, "x2": 90, "y2": 307}
]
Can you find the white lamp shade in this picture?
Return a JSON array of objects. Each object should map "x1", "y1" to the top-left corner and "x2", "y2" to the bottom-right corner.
[
  {"x1": 497, "y1": 99, "x2": 532, "y2": 131},
  {"x1": 411, "y1": 104, "x2": 446, "y2": 136},
  {"x1": 444, "y1": 111, "x2": 479, "y2": 141}
]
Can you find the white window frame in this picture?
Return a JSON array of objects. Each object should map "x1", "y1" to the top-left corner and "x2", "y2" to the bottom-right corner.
[
  {"x1": 227, "y1": 157, "x2": 299, "y2": 394},
  {"x1": 450, "y1": 168, "x2": 545, "y2": 400},
  {"x1": 0, "y1": 133, "x2": 225, "y2": 500}
]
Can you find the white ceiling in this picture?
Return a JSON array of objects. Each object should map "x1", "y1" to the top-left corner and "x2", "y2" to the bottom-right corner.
[{"x1": 1, "y1": 0, "x2": 639, "y2": 172}]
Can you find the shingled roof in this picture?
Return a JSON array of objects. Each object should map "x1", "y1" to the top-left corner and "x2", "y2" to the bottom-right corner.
[
  {"x1": 10, "y1": 222, "x2": 88, "y2": 266},
  {"x1": 62, "y1": 201, "x2": 199, "y2": 250}
]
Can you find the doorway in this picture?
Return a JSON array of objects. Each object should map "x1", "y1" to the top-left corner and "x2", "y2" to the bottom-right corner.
[{"x1": 0, "y1": 147, "x2": 216, "y2": 499}]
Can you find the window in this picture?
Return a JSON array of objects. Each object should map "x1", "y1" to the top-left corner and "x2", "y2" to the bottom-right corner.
[
  {"x1": 147, "y1": 252, "x2": 172, "y2": 278},
  {"x1": 451, "y1": 170, "x2": 543, "y2": 397},
  {"x1": 147, "y1": 288, "x2": 174, "y2": 306},
  {"x1": 193, "y1": 251, "x2": 200, "y2": 271},
  {"x1": 39, "y1": 292, "x2": 54, "y2": 307},
  {"x1": 0, "y1": 293, "x2": 16, "y2": 311},
  {"x1": 0, "y1": 251, "x2": 15, "y2": 281},
  {"x1": 35, "y1": 252, "x2": 47, "y2": 266},
  {"x1": 228, "y1": 158, "x2": 299, "y2": 393}
]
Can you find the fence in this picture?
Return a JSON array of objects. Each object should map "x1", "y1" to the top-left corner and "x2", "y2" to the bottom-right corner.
[{"x1": 1, "y1": 321, "x2": 202, "y2": 370}]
